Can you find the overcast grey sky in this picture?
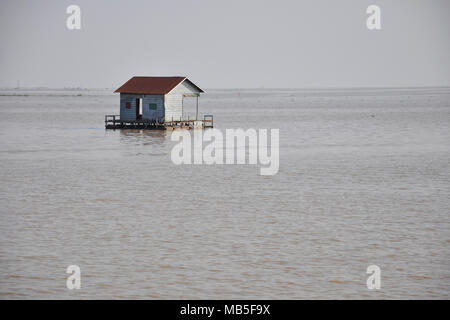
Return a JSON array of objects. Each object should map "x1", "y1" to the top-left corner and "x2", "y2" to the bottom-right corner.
[{"x1": 0, "y1": 0, "x2": 449, "y2": 88}]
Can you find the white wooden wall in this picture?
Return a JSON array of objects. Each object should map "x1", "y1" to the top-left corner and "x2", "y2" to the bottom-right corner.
[{"x1": 164, "y1": 80, "x2": 201, "y2": 121}]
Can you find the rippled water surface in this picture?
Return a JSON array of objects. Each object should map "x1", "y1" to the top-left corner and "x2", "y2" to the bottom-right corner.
[{"x1": 0, "y1": 88, "x2": 449, "y2": 299}]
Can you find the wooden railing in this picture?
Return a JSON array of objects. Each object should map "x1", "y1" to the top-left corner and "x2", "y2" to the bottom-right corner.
[
  {"x1": 105, "y1": 115, "x2": 120, "y2": 127},
  {"x1": 203, "y1": 114, "x2": 213, "y2": 128},
  {"x1": 164, "y1": 115, "x2": 213, "y2": 128},
  {"x1": 105, "y1": 114, "x2": 213, "y2": 129}
]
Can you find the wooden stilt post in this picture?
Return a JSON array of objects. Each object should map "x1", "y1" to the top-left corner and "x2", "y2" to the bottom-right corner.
[{"x1": 196, "y1": 95, "x2": 199, "y2": 120}]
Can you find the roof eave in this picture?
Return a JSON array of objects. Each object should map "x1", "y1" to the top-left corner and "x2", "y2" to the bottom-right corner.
[{"x1": 165, "y1": 78, "x2": 205, "y2": 95}]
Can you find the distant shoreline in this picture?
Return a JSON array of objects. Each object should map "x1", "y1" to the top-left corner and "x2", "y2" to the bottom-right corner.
[
  {"x1": 1, "y1": 86, "x2": 450, "y2": 91},
  {"x1": 1, "y1": 86, "x2": 449, "y2": 97}
]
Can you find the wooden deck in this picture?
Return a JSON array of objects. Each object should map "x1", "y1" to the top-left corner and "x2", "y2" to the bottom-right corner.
[{"x1": 105, "y1": 115, "x2": 213, "y2": 130}]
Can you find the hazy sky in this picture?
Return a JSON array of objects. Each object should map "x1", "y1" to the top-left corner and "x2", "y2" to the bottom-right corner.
[{"x1": 1, "y1": 0, "x2": 449, "y2": 88}]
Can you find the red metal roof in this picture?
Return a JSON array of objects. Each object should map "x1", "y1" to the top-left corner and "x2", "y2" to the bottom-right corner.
[{"x1": 114, "y1": 76, "x2": 204, "y2": 94}]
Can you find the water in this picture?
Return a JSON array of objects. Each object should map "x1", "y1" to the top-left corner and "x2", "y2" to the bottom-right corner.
[{"x1": 0, "y1": 87, "x2": 449, "y2": 299}]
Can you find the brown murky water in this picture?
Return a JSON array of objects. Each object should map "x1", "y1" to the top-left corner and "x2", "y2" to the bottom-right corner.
[{"x1": 0, "y1": 88, "x2": 449, "y2": 299}]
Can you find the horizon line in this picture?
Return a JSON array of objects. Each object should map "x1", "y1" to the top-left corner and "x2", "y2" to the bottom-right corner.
[{"x1": 1, "y1": 85, "x2": 450, "y2": 91}]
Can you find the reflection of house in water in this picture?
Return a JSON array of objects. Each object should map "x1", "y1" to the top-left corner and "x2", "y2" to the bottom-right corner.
[
  {"x1": 119, "y1": 129, "x2": 169, "y2": 149},
  {"x1": 105, "y1": 76, "x2": 213, "y2": 130}
]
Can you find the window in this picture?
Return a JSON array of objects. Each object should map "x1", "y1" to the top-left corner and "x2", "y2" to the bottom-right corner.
[
  {"x1": 125, "y1": 102, "x2": 131, "y2": 109},
  {"x1": 149, "y1": 103, "x2": 157, "y2": 110}
]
